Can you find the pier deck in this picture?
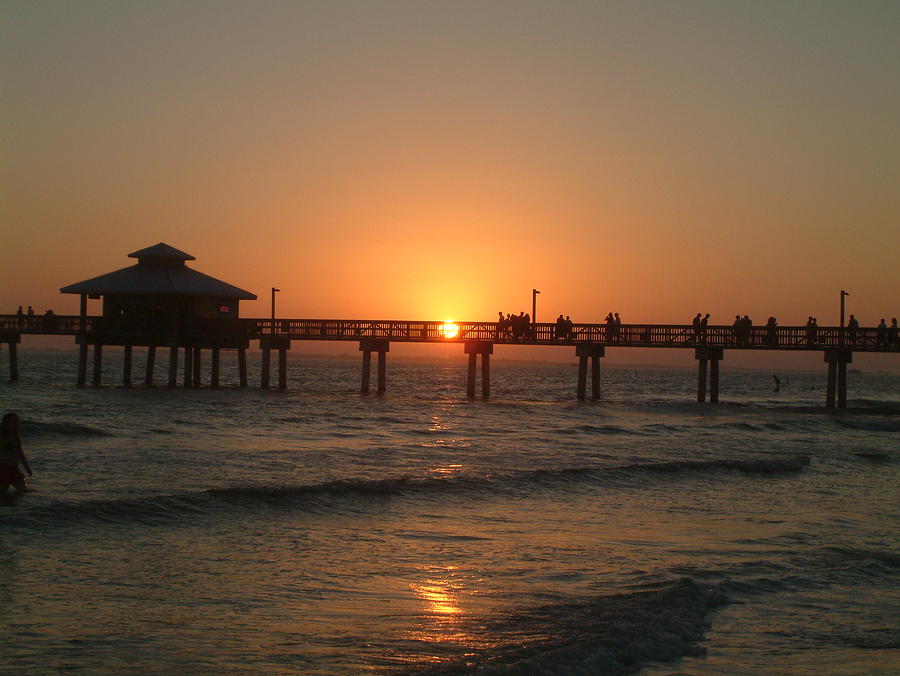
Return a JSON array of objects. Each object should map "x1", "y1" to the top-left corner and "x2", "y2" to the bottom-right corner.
[{"x1": 1, "y1": 315, "x2": 896, "y2": 408}]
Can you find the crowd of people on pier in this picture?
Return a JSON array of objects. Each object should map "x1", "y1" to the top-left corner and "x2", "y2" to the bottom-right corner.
[
  {"x1": 496, "y1": 311, "x2": 534, "y2": 340},
  {"x1": 490, "y1": 309, "x2": 898, "y2": 348}
]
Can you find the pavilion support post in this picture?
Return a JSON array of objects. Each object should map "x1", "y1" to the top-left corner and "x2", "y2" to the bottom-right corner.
[
  {"x1": 168, "y1": 346, "x2": 178, "y2": 388},
  {"x1": 92, "y1": 344, "x2": 103, "y2": 386},
  {"x1": 238, "y1": 348, "x2": 248, "y2": 387},
  {"x1": 211, "y1": 348, "x2": 220, "y2": 388},
  {"x1": 144, "y1": 345, "x2": 156, "y2": 386},
  {"x1": 576, "y1": 344, "x2": 604, "y2": 401},
  {"x1": 123, "y1": 345, "x2": 133, "y2": 387},
  {"x1": 193, "y1": 347, "x2": 202, "y2": 388},
  {"x1": 464, "y1": 341, "x2": 493, "y2": 399},
  {"x1": 825, "y1": 350, "x2": 851, "y2": 409},
  {"x1": 260, "y1": 337, "x2": 291, "y2": 391},
  {"x1": 183, "y1": 345, "x2": 194, "y2": 389},
  {"x1": 359, "y1": 339, "x2": 389, "y2": 396},
  {"x1": 77, "y1": 342, "x2": 88, "y2": 387}
]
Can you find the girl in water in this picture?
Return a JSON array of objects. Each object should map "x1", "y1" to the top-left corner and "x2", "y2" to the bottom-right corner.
[{"x1": 1, "y1": 412, "x2": 32, "y2": 494}]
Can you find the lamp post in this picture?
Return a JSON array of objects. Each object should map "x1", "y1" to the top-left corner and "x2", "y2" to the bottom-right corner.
[
  {"x1": 839, "y1": 289, "x2": 849, "y2": 347},
  {"x1": 271, "y1": 287, "x2": 280, "y2": 334},
  {"x1": 532, "y1": 288, "x2": 540, "y2": 339}
]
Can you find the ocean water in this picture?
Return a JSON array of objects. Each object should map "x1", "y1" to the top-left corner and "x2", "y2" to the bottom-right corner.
[{"x1": 1, "y1": 351, "x2": 898, "y2": 674}]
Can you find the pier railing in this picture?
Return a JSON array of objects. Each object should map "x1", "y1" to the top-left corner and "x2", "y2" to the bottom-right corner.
[{"x1": 1, "y1": 315, "x2": 896, "y2": 352}]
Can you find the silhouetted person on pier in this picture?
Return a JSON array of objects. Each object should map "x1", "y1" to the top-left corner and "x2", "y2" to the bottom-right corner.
[
  {"x1": 765, "y1": 316, "x2": 777, "y2": 346},
  {"x1": 43, "y1": 309, "x2": 58, "y2": 332},
  {"x1": 692, "y1": 313, "x2": 702, "y2": 342},
  {"x1": 555, "y1": 314, "x2": 566, "y2": 341},
  {"x1": 0, "y1": 412, "x2": 32, "y2": 495},
  {"x1": 26, "y1": 306, "x2": 34, "y2": 330},
  {"x1": 889, "y1": 318, "x2": 898, "y2": 347},
  {"x1": 613, "y1": 313, "x2": 622, "y2": 342},
  {"x1": 513, "y1": 312, "x2": 527, "y2": 340},
  {"x1": 847, "y1": 314, "x2": 859, "y2": 345},
  {"x1": 700, "y1": 314, "x2": 709, "y2": 343},
  {"x1": 564, "y1": 315, "x2": 573, "y2": 340},
  {"x1": 876, "y1": 318, "x2": 887, "y2": 347},
  {"x1": 742, "y1": 315, "x2": 753, "y2": 345},
  {"x1": 806, "y1": 316, "x2": 818, "y2": 347},
  {"x1": 605, "y1": 312, "x2": 615, "y2": 343},
  {"x1": 16, "y1": 306, "x2": 24, "y2": 328},
  {"x1": 497, "y1": 312, "x2": 506, "y2": 340}
]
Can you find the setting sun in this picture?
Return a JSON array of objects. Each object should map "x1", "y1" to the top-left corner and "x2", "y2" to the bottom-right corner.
[{"x1": 441, "y1": 321, "x2": 460, "y2": 339}]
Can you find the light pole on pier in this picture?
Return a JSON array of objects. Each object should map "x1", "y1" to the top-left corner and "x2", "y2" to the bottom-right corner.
[
  {"x1": 839, "y1": 289, "x2": 849, "y2": 347},
  {"x1": 271, "y1": 287, "x2": 280, "y2": 334},
  {"x1": 532, "y1": 289, "x2": 540, "y2": 337}
]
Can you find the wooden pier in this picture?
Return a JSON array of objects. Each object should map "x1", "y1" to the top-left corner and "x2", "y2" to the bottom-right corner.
[{"x1": 1, "y1": 314, "x2": 896, "y2": 407}]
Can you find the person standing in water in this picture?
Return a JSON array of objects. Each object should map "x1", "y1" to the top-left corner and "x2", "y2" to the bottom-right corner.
[{"x1": 1, "y1": 412, "x2": 32, "y2": 494}]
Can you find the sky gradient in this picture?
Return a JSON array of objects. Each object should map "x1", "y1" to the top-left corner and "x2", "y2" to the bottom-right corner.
[{"x1": 2, "y1": 1, "x2": 898, "y2": 367}]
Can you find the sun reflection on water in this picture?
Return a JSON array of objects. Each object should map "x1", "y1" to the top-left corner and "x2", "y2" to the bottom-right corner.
[{"x1": 399, "y1": 565, "x2": 494, "y2": 658}]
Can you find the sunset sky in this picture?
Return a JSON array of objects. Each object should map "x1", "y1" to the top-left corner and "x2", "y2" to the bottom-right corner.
[{"x1": 2, "y1": 1, "x2": 898, "y2": 367}]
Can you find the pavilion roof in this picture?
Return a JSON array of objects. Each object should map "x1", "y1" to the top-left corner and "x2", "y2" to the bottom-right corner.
[{"x1": 60, "y1": 243, "x2": 257, "y2": 300}]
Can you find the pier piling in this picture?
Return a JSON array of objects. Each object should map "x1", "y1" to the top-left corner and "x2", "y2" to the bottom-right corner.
[
  {"x1": 825, "y1": 350, "x2": 851, "y2": 408},
  {"x1": 1, "y1": 334, "x2": 20, "y2": 382},
  {"x1": 359, "y1": 339, "x2": 390, "y2": 395},
  {"x1": 123, "y1": 345, "x2": 133, "y2": 387},
  {"x1": 92, "y1": 344, "x2": 102, "y2": 386},
  {"x1": 145, "y1": 345, "x2": 156, "y2": 386},
  {"x1": 695, "y1": 347, "x2": 724, "y2": 403},
  {"x1": 464, "y1": 341, "x2": 493, "y2": 398},
  {"x1": 167, "y1": 346, "x2": 178, "y2": 387},
  {"x1": 211, "y1": 348, "x2": 220, "y2": 388},
  {"x1": 183, "y1": 346, "x2": 193, "y2": 388},
  {"x1": 259, "y1": 337, "x2": 291, "y2": 390},
  {"x1": 575, "y1": 344, "x2": 605, "y2": 400}
]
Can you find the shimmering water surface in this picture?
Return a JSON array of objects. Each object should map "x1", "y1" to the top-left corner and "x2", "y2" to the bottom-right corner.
[{"x1": 1, "y1": 351, "x2": 898, "y2": 674}]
